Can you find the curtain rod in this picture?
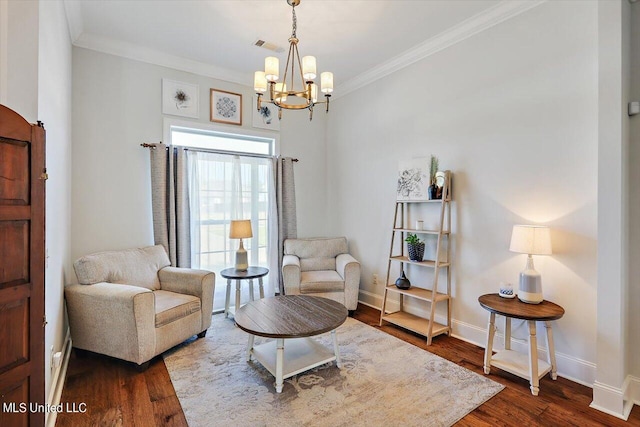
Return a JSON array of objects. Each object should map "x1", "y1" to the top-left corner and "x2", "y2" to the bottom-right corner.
[
  {"x1": 140, "y1": 142, "x2": 298, "y2": 162},
  {"x1": 140, "y1": 142, "x2": 164, "y2": 149}
]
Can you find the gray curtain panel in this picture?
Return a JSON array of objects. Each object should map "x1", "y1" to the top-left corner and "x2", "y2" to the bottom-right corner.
[
  {"x1": 150, "y1": 143, "x2": 191, "y2": 267},
  {"x1": 277, "y1": 156, "x2": 297, "y2": 293}
]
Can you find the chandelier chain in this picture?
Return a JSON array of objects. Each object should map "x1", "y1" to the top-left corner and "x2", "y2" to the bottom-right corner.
[{"x1": 291, "y1": 5, "x2": 297, "y2": 38}]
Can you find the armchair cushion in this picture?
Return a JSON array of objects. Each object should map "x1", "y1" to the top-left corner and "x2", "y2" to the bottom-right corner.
[
  {"x1": 154, "y1": 290, "x2": 201, "y2": 328},
  {"x1": 158, "y1": 266, "x2": 215, "y2": 332},
  {"x1": 285, "y1": 237, "x2": 348, "y2": 271},
  {"x1": 300, "y1": 271, "x2": 344, "y2": 293},
  {"x1": 73, "y1": 245, "x2": 170, "y2": 290}
]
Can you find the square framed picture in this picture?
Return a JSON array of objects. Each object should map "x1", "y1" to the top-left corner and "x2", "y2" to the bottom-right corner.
[
  {"x1": 396, "y1": 158, "x2": 429, "y2": 201},
  {"x1": 162, "y1": 79, "x2": 199, "y2": 118},
  {"x1": 210, "y1": 89, "x2": 242, "y2": 125},
  {"x1": 252, "y1": 96, "x2": 280, "y2": 131}
]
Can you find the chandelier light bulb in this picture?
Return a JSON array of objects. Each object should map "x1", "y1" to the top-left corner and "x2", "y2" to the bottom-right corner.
[
  {"x1": 321, "y1": 72, "x2": 334, "y2": 93},
  {"x1": 254, "y1": 71, "x2": 267, "y2": 93},
  {"x1": 265, "y1": 57, "x2": 279, "y2": 82},
  {"x1": 302, "y1": 56, "x2": 317, "y2": 80}
]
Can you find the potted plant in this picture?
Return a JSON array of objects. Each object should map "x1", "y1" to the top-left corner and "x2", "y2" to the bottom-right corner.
[
  {"x1": 405, "y1": 233, "x2": 425, "y2": 262},
  {"x1": 428, "y1": 155, "x2": 439, "y2": 200}
]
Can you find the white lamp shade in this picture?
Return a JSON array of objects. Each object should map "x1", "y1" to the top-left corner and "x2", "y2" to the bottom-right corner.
[
  {"x1": 254, "y1": 71, "x2": 267, "y2": 92},
  {"x1": 509, "y1": 225, "x2": 552, "y2": 255},
  {"x1": 302, "y1": 56, "x2": 317, "y2": 80},
  {"x1": 320, "y1": 72, "x2": 333, "y2": 93},
  {"x1": 229, "y1": 219, "x2": 253, "y2": 239},
  {"x1": 265, "y1": 57, "x2": 279, "y2": 82},
  {"x1": 310, "y1": 83, "x2": 318, "y2": 103}
]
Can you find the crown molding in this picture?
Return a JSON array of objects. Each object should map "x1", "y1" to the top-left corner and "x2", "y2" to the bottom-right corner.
[
  {"x1": 336, "y1": 0, "x2": 546, "y2": 98},
  {"x1": 63, "y1": 0, "x2": 83, "y2": 43},
  {"x1": 66, "y1": 0, "x2": 545, "y2": 92},
  {"x1": 73, "y1": 32, "x2": 252, "y2": 86}
]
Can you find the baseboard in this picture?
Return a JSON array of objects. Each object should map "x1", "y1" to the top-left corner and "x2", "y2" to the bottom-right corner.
[
  {"x1": 358, "y1": 290, "x2": 595, "y2": 387},
  {"x1": 591, "y1": 375, "x2": 640, "y2": 420},
  {"x1": 627, "y1": 375, "x2": 640, "y2": 406},
  {"x1": 45, "y1": 328, "x2": 72, "y2": 427},
  {"x1": 591, "y1": 379, "x2": 635, "y2": 420}
]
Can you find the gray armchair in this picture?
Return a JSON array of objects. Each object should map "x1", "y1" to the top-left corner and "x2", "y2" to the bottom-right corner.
[
  {"x1": 282, "y1": 237, "x2": 360, "y2": 311},
  {"x1": 65, "y1": 245, "x2": 215, "y2": 369}
]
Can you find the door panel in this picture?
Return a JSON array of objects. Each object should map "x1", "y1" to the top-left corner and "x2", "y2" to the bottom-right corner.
[
  {"x1": 0, "y1": 288, "x2": 30, "y2": 373},
  {"x1": 0, "y1": 104, "x2": 45, "y2": 427},
  {"x1": 0, "y1": 378, "x2": 29, "y2": 427},
  {"x1": 0, "y1": 140, "x2": 29, "y2": 206},
  {"x1": 0, "y1": 221, "x2": 30, "y2": 286}
]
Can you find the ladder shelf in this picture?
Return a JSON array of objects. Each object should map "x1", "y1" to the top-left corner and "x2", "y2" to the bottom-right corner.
[{"x1": 379, "y1": 170, "x2": 453, "y2": 345}]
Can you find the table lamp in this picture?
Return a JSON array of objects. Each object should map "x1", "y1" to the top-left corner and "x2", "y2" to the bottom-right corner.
[
  {"x1": 229, "y1": 219, "x2": 252, "y2": 271},
  {"x1": 509, "y1": 225, "x2": 552, "y2": 304}
]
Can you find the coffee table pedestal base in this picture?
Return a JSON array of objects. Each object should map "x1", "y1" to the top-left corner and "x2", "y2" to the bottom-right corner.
[{"x1": 248, "y1": 332, "x2": 341, "y2": 393}]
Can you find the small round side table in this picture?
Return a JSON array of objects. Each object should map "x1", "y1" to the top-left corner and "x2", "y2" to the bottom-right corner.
[
  {"x1": 478, "y1": 293, "x2": 564, "y2": 396},
  {"x1": 220, "y1": 266, "x2": 269, "y2": 318}
]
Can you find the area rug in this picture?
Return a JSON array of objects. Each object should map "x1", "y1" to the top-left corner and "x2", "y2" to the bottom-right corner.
[{"x1": 163, "y1": 315, "x2": 503, "y2": 427}]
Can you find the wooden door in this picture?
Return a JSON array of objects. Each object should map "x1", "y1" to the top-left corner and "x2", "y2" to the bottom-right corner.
[{"x1": 0, "y1": 105, "x2": 46, "y2": 427}]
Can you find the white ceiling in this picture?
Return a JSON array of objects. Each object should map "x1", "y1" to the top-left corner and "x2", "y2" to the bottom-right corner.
[{"x1": 64, "y1": 0, "x2": 537, "y2": 94}]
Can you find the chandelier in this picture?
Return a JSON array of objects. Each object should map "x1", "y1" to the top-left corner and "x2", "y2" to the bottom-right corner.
[{"x1": 253, "y1": 0, "x2": 333, "y2": 121}]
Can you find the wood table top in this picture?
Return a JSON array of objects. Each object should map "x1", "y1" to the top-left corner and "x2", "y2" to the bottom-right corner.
[
  {"x1": 234, "y1": 295, "x2": 348, "y2": 339},
  {"x1": 220, "y1": 266, "x2": 269, "y2": 280},
  {"x1": 478, "y1": 293, "x2": 564, "y2": 321}
]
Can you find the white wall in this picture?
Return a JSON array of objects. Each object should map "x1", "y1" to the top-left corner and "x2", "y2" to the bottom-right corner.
[
  {"x1": 279, "y1": 104, "x2": 328, "y2": 238},
  {"x1": 0, "y1": 0, "x2": 38, "y2": 121},
  {"x1": 327, "y1": 1, "x2": 598, "y2": 384},
  {"x1": 628, "y1": 0, "x2": 640, "y2": 400},
  {"x1": 38, "y1": 0, "x2": 72, "y2": 405},
  {"x1": 0, "y1": 0, "x2": 7, "y2": 104},
  {"x1": 71, "y1": 47, "x2": 327, "y2": 264}
]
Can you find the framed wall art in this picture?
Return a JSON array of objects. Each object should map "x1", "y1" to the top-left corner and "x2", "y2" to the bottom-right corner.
[
  {"x1": 396, "y1": 158, "x2": 429, "y2": 201},
  {"x1": 252, "y1": 96, "x2": 280, "y2": 131},
  {"x1": 210, "y1": 89, "x2": 242, "y2": 125},
  {"x1": 162, "y1": 79, "x2": 199, "y2": 118}
]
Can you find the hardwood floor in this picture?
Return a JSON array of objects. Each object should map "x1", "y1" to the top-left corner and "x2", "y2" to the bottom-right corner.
[{"x1": 56, "y1": 304, "x2": 640, "y2": 427}]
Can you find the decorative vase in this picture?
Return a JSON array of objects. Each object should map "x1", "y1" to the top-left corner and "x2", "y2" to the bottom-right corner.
[
  {"x1": 428, "y1": 184, "x2": 438, "y2": 200},
  {"x1": 407, "y1": 242, "x2": 425, "y2": 262},
  {"x1": 395, "y1": 271, "x2": 411, "y2": 289}
]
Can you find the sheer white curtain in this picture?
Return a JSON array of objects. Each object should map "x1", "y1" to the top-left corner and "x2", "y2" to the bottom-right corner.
[{"x1": 187, "y1": 151, "x2": 276, "y2": 310}]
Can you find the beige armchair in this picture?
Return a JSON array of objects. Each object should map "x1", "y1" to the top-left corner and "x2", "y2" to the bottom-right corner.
[
  {"x1": 65, "y1": 245, "x2": 214, "y2": 369},
  {"x1": 282, "y1": 237, "x2": 360, "y2": 311}
]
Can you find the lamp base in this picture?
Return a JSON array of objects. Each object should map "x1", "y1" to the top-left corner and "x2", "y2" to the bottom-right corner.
[
  {"x1": 235, "y1": 239, "x2": 248, "y2": 271},
  {"x1": 518, "y1": 269, "x2": 543, "y2": 304}
]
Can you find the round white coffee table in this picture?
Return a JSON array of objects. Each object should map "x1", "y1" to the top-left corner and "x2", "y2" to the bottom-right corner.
[{"x1": 234, "y1": 295, "x2": 348, "y2": 393}]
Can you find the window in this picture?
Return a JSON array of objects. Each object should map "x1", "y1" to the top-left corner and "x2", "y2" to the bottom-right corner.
[
  {"x1": 169, "y1": 122, "x2": 276, "y2": 310},
  {"x1": 171, "y1": 126, "x2": 273, "y2": 156}
]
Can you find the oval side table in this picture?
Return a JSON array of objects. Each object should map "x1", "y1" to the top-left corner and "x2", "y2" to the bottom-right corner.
[{"x1": 478, "y1": 293, "x2": 564, "y2": 396}]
